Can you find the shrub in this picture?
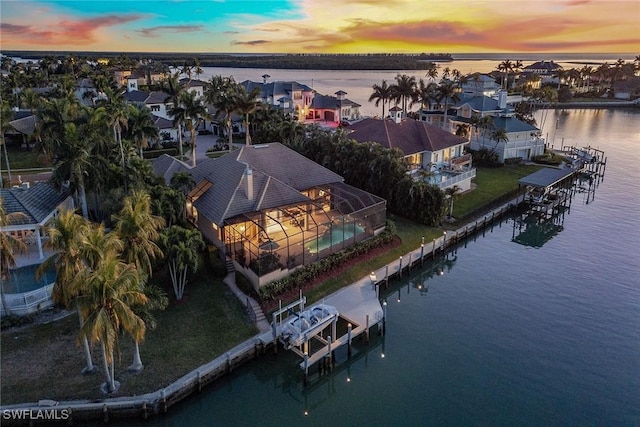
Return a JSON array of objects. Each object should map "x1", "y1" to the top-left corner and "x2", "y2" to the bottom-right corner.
[{"x1": 143, "y1": 147, "x2": 179, "y2": 159}]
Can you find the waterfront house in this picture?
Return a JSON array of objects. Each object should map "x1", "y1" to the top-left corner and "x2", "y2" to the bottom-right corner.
[
  {"x1": 308, "y1": 90, "x2": 361, "y2": 123},
  {"x1": 0, "y1": 182, "x2": 74, "y2": 261},
  {"x1": 239, "y1": 77, "x2": 314, "y2": 121},
  {"x1": 448, "y1": 92, "x2": 545, "y2": 163},
  {"x1": 347, "y1": 108, "x2": 475, "y2": 191},
  {"x1": 461, "y1": 73, "x2": 501, "y2": 97},
  {"x1": 153, "y1": 143, "x2": 387, "y2": 290},
  {"x1": 522, "y1": 60, "x2": 563, "y2": 85}
]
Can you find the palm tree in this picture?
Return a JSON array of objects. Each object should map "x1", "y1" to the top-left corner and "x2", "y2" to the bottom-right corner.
[
  {"x1": 497, "y1": 59, "x2": 513, "y2": 89},
  {"x1": 207, "y1": 77, "x2": 239, "y2": 153},
  {"x1": 392, "y1": 74, "x2": 417, "y2": 116},
  {"x1": 1, "y1": 101, "x2": 15, "y2": 186},
  {"x1": 0, "y1": 201, "x2": 28, "y2": 315},
  {"x1": 161, "y1": 73, "x2": 186, "y2": 159},
  {"x1": 129, "y1": 283, "x2": 168, "y2": 373},
  {"x1": 126, "y1": 104, "x2": 158, "y2": 158},
  {"x1": 170, "y1": 171, "x2": 196, "y2": 194},
  {"x1": 415, "y1": 79, "x2": 439, "y2": 111},
  {"x1": 179, "y1": 91, "x2": 209, "y2": 167},
  {"x1": 97, "y1": 87, "x2": 129, "y2": 174},
  {"x1": 112, "y1": 189, "x2": 165, "y2": 278},
  {"x1": 160, "y1": 226, "x2": 205, "y2": 301},
  {"x1": 38, "y1": 210, "x2": 97, "y2": 374},
  {"x1": 77, "y1": 251, "x2": 147, "y2": 393},
  {"x1": 368, "y1": 80, "x2": 393, "y2": 119},
  {"x1": 489, "y1": 127, "x2": 509, "y2": 156},
  {"x1": 50, "y1": 123, "x2": 91, "y2": 219},
  {"x1": 233, "y1": 86, "x2": 262, "y2": 145},
  {"x1": 425, "y1": 63, "x2": 440, "y2": 81},
  {"x1": 437, "y1": 80, "x2": 460, "y2": 130},
  {"x1": 444, "y1": 185, "x2": 461, "y2": 219}
]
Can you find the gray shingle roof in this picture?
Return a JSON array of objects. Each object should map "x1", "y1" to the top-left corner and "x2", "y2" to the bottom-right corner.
[
  {"x1": 348, "y1": 118, "x2": 468, "y2": 155},
  {"x1": 124, "y1": 90, "x2": 149, "y2": 103},
  {"x1": 173, "y1": 143, "x2": 344, "y2": 224},
  {"x1": 0, "y1": 182, "x2": 70, "y2": 225}
]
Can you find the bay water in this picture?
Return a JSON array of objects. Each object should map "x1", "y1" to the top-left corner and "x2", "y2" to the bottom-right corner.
[{"x1": 139, "y1": 108, "x2": 639, "y2": 426}]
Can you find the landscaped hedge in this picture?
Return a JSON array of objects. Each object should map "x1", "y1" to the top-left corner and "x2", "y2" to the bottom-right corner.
[
  {"x1": 258, "y1": 220, "x2": 397, "y2": 301},
  {"x1": 143, "y1": 147, "x2": 179, "y2": 159}
]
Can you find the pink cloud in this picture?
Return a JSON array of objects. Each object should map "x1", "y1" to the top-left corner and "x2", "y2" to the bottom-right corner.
[{"x1": 1, "y1": 14, "x2": 143, "y2": 46}]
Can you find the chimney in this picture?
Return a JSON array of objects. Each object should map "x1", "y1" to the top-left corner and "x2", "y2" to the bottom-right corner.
[
  {"x1": 262, "y1": 74, "x2": 270, "y2": 84},
  {"x1": 498, "y1": 90, "x2": 507, "y2": 109},
  {"x1": 245, "y1": 168, "x2": 253, "y2": 201}
]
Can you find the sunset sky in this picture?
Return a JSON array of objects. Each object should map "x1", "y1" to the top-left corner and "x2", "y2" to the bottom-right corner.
[{"x1": 1, "y1": 0, "x2": 638, "y2": 54}]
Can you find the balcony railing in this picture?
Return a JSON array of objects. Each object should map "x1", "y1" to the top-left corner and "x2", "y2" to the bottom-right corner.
[{"x1": 437, "y1": 168, "x2": 476, "y2": 189}]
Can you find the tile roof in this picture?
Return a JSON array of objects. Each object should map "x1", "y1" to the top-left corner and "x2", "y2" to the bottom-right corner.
[
  {"x1": 490, "y1": 116, "x2": 540, "y2": 133},
  {"x1": 151, "y1": 154, "x2": 190, "y2": 185},
  {"x1": 0, "y1": 182, "x2": 70, "y2": 225},
  {"x1": 155, "y1": 143, "x2": 344, "y2": 225},
  {"x1": 124, "y1": 90, "x2": 149, "y2": 103},
  {"x1": 454, "y1": 96, "x2": 502, "y2": 111},
  {"x1": 347, "y1": 118, "x2": 468, "y2": 155}
]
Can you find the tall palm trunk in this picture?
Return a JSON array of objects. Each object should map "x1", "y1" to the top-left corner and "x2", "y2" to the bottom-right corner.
[
  {"x1": 78, "y1": 307, "x2": 96, "y2": 374},
  {"x1": 190, "y1": 129, "x2": 197, "y2": 168},
  {"x1": 78, "y1": 183, "x2": 89, "y2": 220},
  {"x1": 177, "y1": 123, "x2": 184, "y2": 159},
  {"x1": 244, "y1": 115, "x2": 251, "y2": 146},
  {"x1": 101, "y1": 343, "x2": 116, "y2": 393},
  {"x1": 227, "y1": 119, "x2": 233, "y2": 153},
  {"x1": 129, "y1": 340, "x2": 143, "y2": 373},
  {"x1": 1, "y1": 140, "x2": 12, "y2": 187}
]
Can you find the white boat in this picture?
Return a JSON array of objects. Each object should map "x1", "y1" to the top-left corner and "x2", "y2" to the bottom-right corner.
[{"x1": 280, "y1": 304, "x2": 339, "y2": 349}]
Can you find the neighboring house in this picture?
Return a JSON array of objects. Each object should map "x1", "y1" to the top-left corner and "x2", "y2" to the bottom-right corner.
[
  {"x1": 113, "y1": 70, "x2": 133, "y2": 87},
  {"x1": 4, "y1": 111, "x2": 38, "y2": 148},
  {"x1": 461, "y1": 73, "x2": 501, "y2": 97},
  {"x1": 153, "y1": 143, "x2": 387, "y2": 290},
  {"x1": 124, "y1": 88, "x2": 171, "y2": 119},
  {"x1": 180, "y1": 78, "x2": 207, "y2": 99},
  {"x1": 522, "y1": 60, "x2": 563, "y2": 84},
  {"x1": 448, "y1": 91, "x2": 545, "y2": 162},
  {"x1": 239, "y1": 78, "x2": 314, "y2": 120},
  {"x1": 0, "y1": 182, "x2": 74, "y2": 261},
  {"x1": 613, "y1": 76, "x2": 640, "y2": 100},
  {"x1": 347, "y1": 108, "x2": 476, "y2": 191},
  {"x1": 448, "y1": 93, "x2": 544, "y2": 162},
  {"x1": 308, "y1": 90, "x2": 361, "y2": 123}
]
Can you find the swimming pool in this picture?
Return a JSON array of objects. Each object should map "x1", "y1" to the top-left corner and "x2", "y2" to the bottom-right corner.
[
  {"x1": 306, "y1": 223, "x2": 365, "y2": 254},
  {"x1": 1, "y1": 263, "x2": 56, "y2": 294},
  {"x1": 422, "y1": 171, "x2": 458, "y2": 185}
]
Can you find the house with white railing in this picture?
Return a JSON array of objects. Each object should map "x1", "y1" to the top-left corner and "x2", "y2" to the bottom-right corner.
[
  {"x1": 449, "y1": 91, "x2": 545, "y2": 163},
  {"x1": 347, "y1": 108, "x2": 476, "y2": 191}
]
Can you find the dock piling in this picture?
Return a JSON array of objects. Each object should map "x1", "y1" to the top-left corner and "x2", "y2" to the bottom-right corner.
[{"x1": 347, "y1": 323, "x2": 353, "y2": 358}]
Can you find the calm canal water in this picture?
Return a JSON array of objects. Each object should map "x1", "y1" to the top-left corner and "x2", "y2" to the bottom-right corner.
[{"x1": 138, "y1": 108, "x2": 639, "y2": 426}]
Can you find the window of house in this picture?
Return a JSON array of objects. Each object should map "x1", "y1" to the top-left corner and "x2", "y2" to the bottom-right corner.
[{"x1": 151, "y1": 105, "x2": 160, "y2": 112}]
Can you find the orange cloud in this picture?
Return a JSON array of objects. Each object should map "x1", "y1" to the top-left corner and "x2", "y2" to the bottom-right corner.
[{"x1": 1, "y1": 14, "x2": 143, "y2": 46}]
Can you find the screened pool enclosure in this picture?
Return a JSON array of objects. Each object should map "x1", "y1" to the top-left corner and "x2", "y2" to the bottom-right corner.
[{"x1": 224, "y1": 182, "x2": 386, "y2": 286}]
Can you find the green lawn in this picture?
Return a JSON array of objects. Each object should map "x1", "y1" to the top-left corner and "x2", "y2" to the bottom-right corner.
[
  {"x1": 0, "y1": 255, "x2": 257, "y2": 405},
  {"x1": 305, "y1": 215, "x2": 442, "y2": 303},
  {"x1": 4, "y1": 146, "x2": 50, "y2": 170},
  {"x1": 453, "y1": 165, "x2": 542, "y2": 219}
]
